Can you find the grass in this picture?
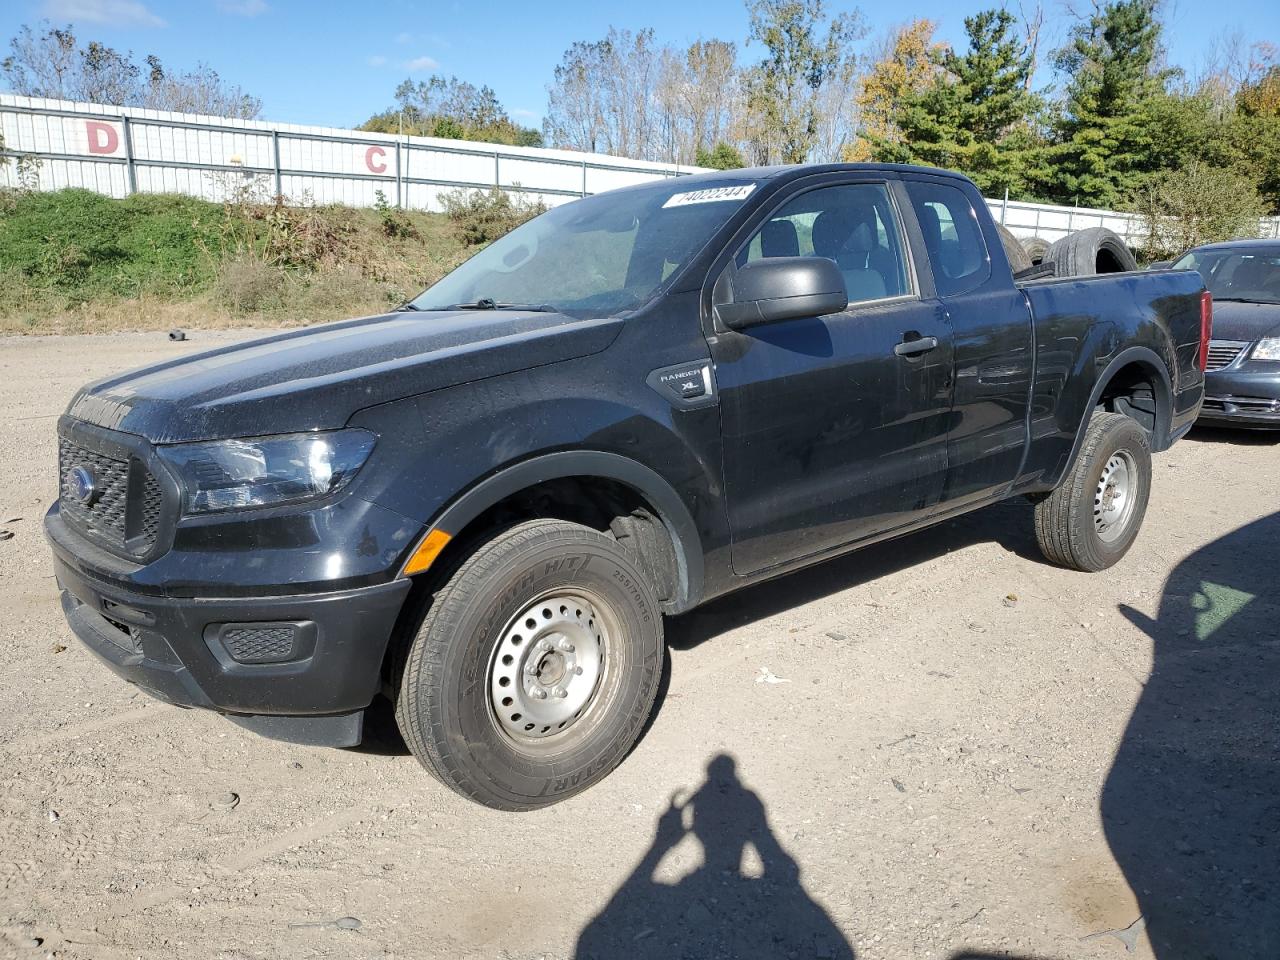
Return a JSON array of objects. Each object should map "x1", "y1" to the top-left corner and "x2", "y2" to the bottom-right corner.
[{"x1": 0, "y1": 188, "x2": 473, "y2": 335}]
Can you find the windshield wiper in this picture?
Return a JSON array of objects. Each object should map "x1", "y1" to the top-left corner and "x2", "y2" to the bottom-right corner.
[
  {"x1": 395, "y1": 302, "x2": 422, "y2": 311},
  {"x1": 449, "y1": 298, "x2": 556, "y2": 312},
  {"x1": 1213, "y1": 297, "x2": 1278, "y2": 304}
]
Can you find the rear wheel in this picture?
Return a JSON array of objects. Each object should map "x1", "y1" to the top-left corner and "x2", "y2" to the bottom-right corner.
[
  {"x1": 395, "y1": 519, "x2": 664, "y2": 810},
  {"x1": 1033, "y1": 413, "x2": 1152, "y2": 571}
]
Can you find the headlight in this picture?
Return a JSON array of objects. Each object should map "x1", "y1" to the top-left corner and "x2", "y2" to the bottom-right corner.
[
  {"x1": 1252, "y1": 338, "x2": 1280, "y2": 361},
  {"x1": 157, "y1": 429, "x2": 375, "y2": 514}
]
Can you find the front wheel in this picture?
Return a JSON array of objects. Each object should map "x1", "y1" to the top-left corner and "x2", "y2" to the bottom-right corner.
[
  {"x1": 394, "y1": 519, "x2": 664, "y2": 810},
  {"x1": 1033, "y1": 413, "x2": 1152, "y2": 572}
]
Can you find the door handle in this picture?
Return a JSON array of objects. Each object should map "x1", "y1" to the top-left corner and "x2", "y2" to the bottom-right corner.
[{"x1": 894, "y1": 335, "x2": 939, "y2": 357}]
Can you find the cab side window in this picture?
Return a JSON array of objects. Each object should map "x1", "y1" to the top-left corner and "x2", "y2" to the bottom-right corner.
[
  {"x1": 740, "y1": 182, "x2": 910, "y2": 304},
  {"x1": 904, "y1": 180, "x2": 989, "y2": 296}
]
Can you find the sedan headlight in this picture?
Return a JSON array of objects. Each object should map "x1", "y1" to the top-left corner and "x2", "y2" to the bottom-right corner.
[
  {"x1": 157, "y1": 429, "x2": 376, "y2": 514},
  {"x1": 1253, "y1": 337, "x2": 1280, "y2": 361}
]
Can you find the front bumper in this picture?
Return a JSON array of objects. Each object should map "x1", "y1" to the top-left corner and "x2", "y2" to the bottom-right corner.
[
  {"x1": 1198, "y1": 397, "x2": 1280, "y2": 429},
  {"x1": 1200, "y1": 365, "x2": 1280, "y2": 430},
  {"x1": 47, "y1": 509, "x2": 414, "y2": 746}
]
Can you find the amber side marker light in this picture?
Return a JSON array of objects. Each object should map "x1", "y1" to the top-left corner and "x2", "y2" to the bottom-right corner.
[{"x1": 403, "y1": 529, "x2": 452, "y2": 575}]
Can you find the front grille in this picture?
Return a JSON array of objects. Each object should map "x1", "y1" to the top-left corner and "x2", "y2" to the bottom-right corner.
[
  {"x1": 58, "y1": 435, "x2": 165, "y2": 557},
  {"x1": 1203, "y1": 395, "x2": 1280, "y2": 414},
  {"x1": 140, "y1": 471, "x2": 163, "y2": 545},
  {"x1": 222, "y1": 625, "x2": 297, "y2": 664},
  {"x1": 1205, "y1": 341, "x2": 1247, "y2": 371}
]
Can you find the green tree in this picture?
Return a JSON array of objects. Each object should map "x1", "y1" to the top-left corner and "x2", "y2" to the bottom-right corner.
[
  {"x1": 1136, "y1": 161, "x2": 1267, "y2": 258},
  {"x1": 866, "y1": 10, "x2": 1044, "y2": 197},
  {"x1": 695, "y1": 142, "x2": 747, "y2": 169},
  {"x1": 362, "y1": 75, "x2": 542, "y2": 147},
  {"x1": 1044, "y1": 0, "x2": 1174, "y2": 207},
  {"x1": 742, "y1": 0, "x2": 863, "y2": 164}
]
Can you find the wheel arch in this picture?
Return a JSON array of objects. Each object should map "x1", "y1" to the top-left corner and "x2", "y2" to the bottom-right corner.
[
  {"x1": 402, "y1": 450, "x2": 705, "y2": 615},
  {"x1": 1061, "y1": 346, "x2": 1173, "y2": 482}
]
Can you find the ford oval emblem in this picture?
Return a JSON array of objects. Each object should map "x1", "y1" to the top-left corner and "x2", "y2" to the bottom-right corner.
[{"x1": 70, "y1": 465, "x2": 97, "y2": 504}]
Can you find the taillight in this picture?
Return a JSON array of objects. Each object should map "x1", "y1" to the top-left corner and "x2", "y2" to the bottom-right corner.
[{"x1": 1198, "y1": 290, "x2": 1213, "y2": 372}]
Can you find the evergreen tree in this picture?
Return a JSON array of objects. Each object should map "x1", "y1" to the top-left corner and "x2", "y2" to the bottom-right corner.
[
  {"x1": 695, "y1": 142, "x2": 747, "y2": 169},
  {"x1": 1044, "y1": 0, "x2": 1173, "y2": 207},
  {"x1": 866, "y1": 10, "x2": 1043, "y2": 197}
]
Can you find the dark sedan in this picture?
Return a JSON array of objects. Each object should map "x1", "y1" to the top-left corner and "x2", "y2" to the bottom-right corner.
[{"x1": 1172, "y1": 240, "x2": 1280, "y2": 429}]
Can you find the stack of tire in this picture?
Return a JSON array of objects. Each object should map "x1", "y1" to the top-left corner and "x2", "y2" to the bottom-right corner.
[{"x1": 995, "y1": 223, "x2": 1139, "y2": 277}]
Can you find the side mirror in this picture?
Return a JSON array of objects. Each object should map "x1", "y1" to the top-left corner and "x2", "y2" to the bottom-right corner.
[
  {"x1": 1148, "y1": 260, "x2": 1173, "y2": 271},
  {"x1": 716, "y1": 257, "x2": 849, "y2": 330}
]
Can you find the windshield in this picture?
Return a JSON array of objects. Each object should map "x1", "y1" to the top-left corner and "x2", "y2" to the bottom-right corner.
[
  {"x1": 1173, "y1": 248, "x2": 1280, "y2": 304},
  {"x1": 409, "y1": 180, "x2": 759, "y2": 317}
]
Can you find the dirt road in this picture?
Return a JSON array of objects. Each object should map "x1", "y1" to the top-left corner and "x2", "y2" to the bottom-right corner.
[{"x1": 1, "y1": 331, "x2": 1276, "y2": 960}]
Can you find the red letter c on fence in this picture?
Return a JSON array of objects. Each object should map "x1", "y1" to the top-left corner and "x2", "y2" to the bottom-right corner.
[
  {"x1": 86, "y1": 120, "x2": 120, "y2": 155},
  {"x1": 366, "y1": 146, "x2": 387, "y2": 174}
]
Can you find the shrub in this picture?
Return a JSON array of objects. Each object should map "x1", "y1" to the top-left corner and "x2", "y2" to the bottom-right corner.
[
  {"x1": 441, "y1": 186, "x2": 546, "y2": 246},
  {"x1": 0, "y1": 188, "x2": 472, "y2": 332},
  {"x1": 374, "y1": 189, "x2": 420, "y2": 240},
  {"x1": 289, "y1": 263, "x2": 401, "y2": 320},
  {"x1": 214, "y1": 255, "x2": 284, "y2": 313},
  {"x1": 1136, "y1": 162, "x2": 1269, "y2": 260},
  {"x1": 0, "y1": 189, "x2": 221, "y2": 299}
]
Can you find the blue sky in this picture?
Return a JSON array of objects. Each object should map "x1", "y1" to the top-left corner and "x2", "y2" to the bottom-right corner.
[{"x1": 1, "y1": 0, "x2": 1277, "y2": 129}]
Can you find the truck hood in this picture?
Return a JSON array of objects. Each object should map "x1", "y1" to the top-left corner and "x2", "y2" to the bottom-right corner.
[
  {"x1": 1210, "y1": 300, "x2": 1280, "y2": 342},
  {"x1": 66, "y1": 310, "x2": 624, "y2": 443}
]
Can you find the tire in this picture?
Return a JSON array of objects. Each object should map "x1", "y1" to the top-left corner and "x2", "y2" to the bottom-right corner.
[
  {"x1": 395, "y1": 519, "x2": 664, "y2": 810},
  {"x1": 1020, "y1": 235, "x2": 1050, "y2": 265},
  {"x1": 995, "y1": 222, "x2": 1032, "y2": 274},
  {"x1": 1044, "y1": 227, "x2": 1138, "y2": 277},
  {"x1": 1033, "y1": 413, "x2": 1152, "y2": 572}
]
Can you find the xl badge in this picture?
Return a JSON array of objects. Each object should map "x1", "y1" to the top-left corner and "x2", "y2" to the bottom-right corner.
[{"x1": 70, "y1": 465, "x2": 98, "y2": 505}]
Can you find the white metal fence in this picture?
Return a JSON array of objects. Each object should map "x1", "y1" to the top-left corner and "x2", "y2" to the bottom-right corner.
[
  {"x1": 0, "y1": 94, "x2": 693, "y2": 211},
  {"x1": 3, "y1": 93, "x2": 1278, "y2": 245},
  {"x1": 988, "y1": 196, "x2": 1280, "y2": 245}
]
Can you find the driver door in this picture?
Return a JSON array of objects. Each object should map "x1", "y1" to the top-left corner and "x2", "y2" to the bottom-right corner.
[{"x1": 706, "y1": 178, "x2": 955, "y2": 576}]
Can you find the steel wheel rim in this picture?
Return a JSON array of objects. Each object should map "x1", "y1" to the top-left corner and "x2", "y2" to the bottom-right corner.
[
  {"x1": 487, "y1": 590, "x2": 610, "y2": 743},
  {"x1": 1095, "y1": 450, "x2": 1138, "y2": 543}
]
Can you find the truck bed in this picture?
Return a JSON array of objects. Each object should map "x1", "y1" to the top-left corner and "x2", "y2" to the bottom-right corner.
[{"x1": 1014, "y1": 268, "x2": 1207, "y2": 489}]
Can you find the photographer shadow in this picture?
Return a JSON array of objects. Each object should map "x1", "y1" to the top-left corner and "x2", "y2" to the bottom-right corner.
[
  {"x1": 1108, "y1": 510, "x2": 1280, "y2": 956},
  {"x1": 575, "y1": 753, "x2": 854, "y2": 960}
]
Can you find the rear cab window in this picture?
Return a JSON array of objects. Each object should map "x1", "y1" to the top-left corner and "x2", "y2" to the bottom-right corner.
[{"x1": 904, "y1": 180, "x2": 991, "y2": 296}]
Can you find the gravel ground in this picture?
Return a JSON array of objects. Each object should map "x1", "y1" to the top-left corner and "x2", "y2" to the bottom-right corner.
[{"x1": 1, "y1": 331, "x2": 1277, "y2": 960}]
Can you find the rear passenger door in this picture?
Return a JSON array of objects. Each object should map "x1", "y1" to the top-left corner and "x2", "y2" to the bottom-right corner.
[
  {"x1": 902, "y1": 176, "x2": 1034, "y2": 507},
  {"x1": 707, "y1": 177, "x2": 955, "y2": 576}
]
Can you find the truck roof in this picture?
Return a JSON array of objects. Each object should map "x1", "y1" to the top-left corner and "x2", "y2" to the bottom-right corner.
[{"x1": 666, "y1": 162, "x2": 974, "y2": 187}]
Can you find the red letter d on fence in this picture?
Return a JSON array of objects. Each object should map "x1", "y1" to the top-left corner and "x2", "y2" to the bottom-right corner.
[{"x1": 86, "y1": 121, "x2": 120, "y2": 155}]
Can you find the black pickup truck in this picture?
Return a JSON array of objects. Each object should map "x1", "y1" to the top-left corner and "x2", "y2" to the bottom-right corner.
[{"x1": 46, "y1": 163, "x2": 1209, "y2": 810}]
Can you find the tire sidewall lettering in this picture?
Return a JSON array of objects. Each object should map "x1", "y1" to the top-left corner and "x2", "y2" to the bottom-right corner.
[{"x1": 426, "y1": 529, "x2": 663, "y2": 807}]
